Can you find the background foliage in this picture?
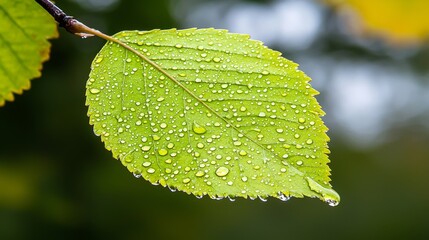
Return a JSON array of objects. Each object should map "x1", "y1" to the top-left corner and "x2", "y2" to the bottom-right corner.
[
  {"x1": 0, "y1": 0, "x2": 57, "y2": 106},
  {"x1": 1, "y1": 0, "x2": 428, "y2": 239}
]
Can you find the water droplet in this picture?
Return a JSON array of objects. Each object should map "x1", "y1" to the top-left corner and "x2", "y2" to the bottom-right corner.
[
  {"x1": 215, "y1": 167, "x2": 229, "y2": 177},
  {"x1": 261, "y1": 70, "x2": 269, "y2": 75},
  {"x1": 326, "y1": 199, "x2": 339, "y2": 207},
  {"x1": 258, "y1": 196, "x2": 268, "y2": 202},
  {"x1": 258, "y1": 112, "x2": 266, "y2": 117},
  {"x1": 90, "y1": 88, "x2": 100, "y2": 94},
  {"x1": 183, "y1": 178, "x2": 191, "y2": 184},
  {"x1": 197, "y1": 143, "x2": 205, "y2": 149},
  {"x1": 142, "y1": 161, "x2": 151, "y2": 167},
  {"x1": 298, "y1": 118, "x2": 306, "y2": 123},
  {"x1": 276, "y1": 128, "x2": 284, "y2": 133},
  {"x1": 296, "y1": 160, "x2": 303, "y2": 166},
  {"x1": 239, "y1": 150, "x2": 247, "y2": 156},
  {"x1": 193, "y1": 122, "x2": 207, "y2": 134},
  {"x1": 278, "y1": 192, "x2": 290, "y2": 202},
  {"x1": 147, "y1": 168, "x2": 155, "y2": 174},
  {"x1": 126, "y1": 58, "x2": 132, "y2": 63},
  {"x1": 306, "y1": 139, "x2": 313, "y2": 144},
  {"x1": 133, "y1": 173, "x2": 141, "y2": 178},
  {"x1": 227, "y1": 196, "x2": 236, "y2": 202},
  {"x1": 175, "y1": 44, "x2": 183, "y2": 48},
  {"x1": 95, "y1": 57, "x2": 103, "y2": 63},
  {"x1": 241, "y1": 176, "x2": 248, "y2": 182},
  {"x1": 282, "y1": 154, "x2": 289, "y2": 159},
  {"x1": 209, "y1": 195, "x2": 221, "y2": 200},
  {"x1": 195, "y1": 171, "x2": 205, "y2": 177},
  {"x1": 158, "y1": 149, "x2": 168, "y2": 156},
  {"x1": 142, "y1": 146, "x2": 151, "y2": 151},
  {"x1": 280, "y1": 168, "x2": 287, "y2": 173},
  {"x1": 213, "y1": 57, "x2": 221, "y2": 63}
]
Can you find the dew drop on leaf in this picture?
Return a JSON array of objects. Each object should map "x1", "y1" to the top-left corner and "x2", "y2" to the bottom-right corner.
[
  {"x1": 192, "y1": 122, "x2": 207, "y2": 134},
  {"x1": 90, "y1": 88, "x2": 101, "y2": 94},
  {"x1": 215, "y1": 167, "x2": 229, "y2": 177}
]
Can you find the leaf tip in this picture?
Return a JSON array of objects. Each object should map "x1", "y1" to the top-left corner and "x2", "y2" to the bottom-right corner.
[{"x1": 306, "y1": 177, "x2": 340, "y2": 206}]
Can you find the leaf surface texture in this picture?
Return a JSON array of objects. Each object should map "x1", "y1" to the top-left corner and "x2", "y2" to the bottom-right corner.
[{"x1": 86, "y1": 28, "x2": 339, "y2": 205}]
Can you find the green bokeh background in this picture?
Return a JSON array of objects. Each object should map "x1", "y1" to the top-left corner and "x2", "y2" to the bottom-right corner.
[{"x1": 1, "y1": 0, "x2": 429, "y2": 239}]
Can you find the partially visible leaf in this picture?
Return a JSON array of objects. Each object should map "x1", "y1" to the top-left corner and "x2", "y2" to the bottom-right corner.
[
  {"x1": 86, "y1": 28, "x2": 340, "y2": 205},
  {"x1": 325, "y1": 0, "x2": 429, "y2": 45},
  {"x1": 0, "y1": 0, "x2": 58, "y2": 106}
]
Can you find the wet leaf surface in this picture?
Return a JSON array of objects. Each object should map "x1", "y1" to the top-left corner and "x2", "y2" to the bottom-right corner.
[{"x1": 86, "y1": 28, "x2": 339, "y2": 205}]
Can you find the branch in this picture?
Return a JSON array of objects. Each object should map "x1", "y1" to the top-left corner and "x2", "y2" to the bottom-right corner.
[
  {"x1": 35, "y1": 0, "x2": 94, "y2": 38},
  {"x1": 35, "y1": 0, "x2": 135, "y2": 52}
]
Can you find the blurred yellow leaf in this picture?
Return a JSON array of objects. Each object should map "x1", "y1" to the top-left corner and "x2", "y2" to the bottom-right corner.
[{"x1": 326, "y1": 0, "x2": 429, "y2": 45}]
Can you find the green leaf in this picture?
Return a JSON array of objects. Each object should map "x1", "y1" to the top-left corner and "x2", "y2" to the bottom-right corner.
[
  {"x1": 86, "y1": 28, "x2": 340, "y2": 205},
  {"x1": 0, "y1": 0, "x2": 58, "y2": 106}
]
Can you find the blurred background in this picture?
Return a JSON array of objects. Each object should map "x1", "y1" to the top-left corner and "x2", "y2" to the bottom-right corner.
[{"x1": 1, "y1": 0, "x2": 429, "y2": 239}]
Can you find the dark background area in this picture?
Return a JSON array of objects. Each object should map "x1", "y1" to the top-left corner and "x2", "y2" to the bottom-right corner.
[{"x1": 1, "y1": 0, "x2": 429, "y2": 239}]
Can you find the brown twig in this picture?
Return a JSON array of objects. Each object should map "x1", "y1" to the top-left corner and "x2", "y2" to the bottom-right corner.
[{"x1": 35, "y1": 0, "x2": 94, "y2": 38}]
